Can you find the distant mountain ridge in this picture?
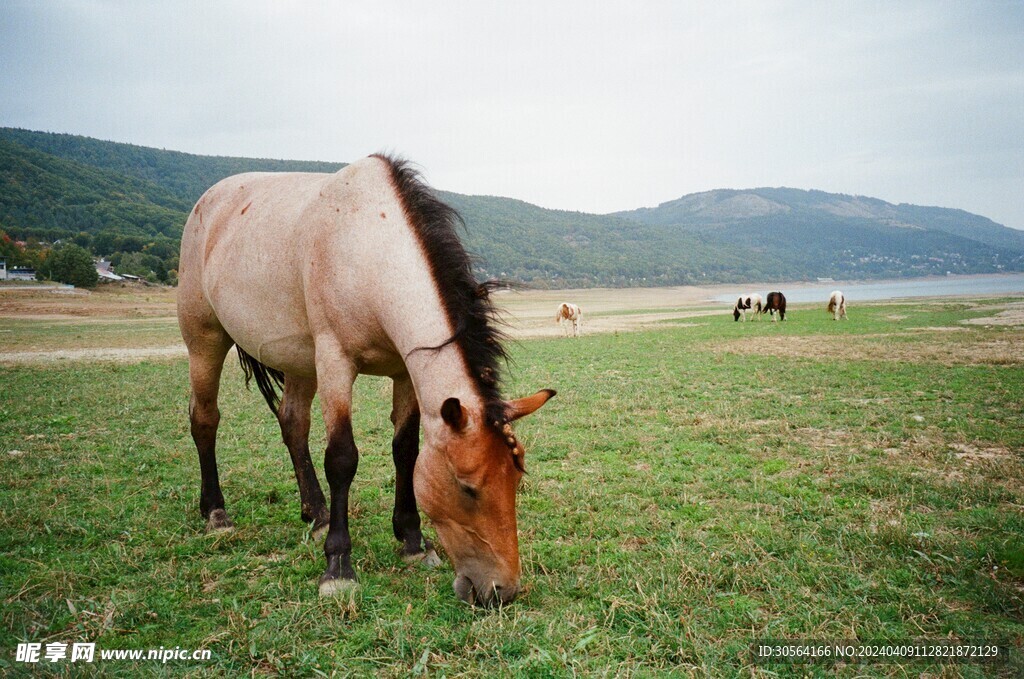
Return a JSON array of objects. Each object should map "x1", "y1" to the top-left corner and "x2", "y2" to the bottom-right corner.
[
  {"x1": 2, "y1": 127, "x2": 1021, "y2": 287},
  {"x1": 614, "y1": 188, "x2": 1024, "y2": 282},
  {"x1": 618, "y1": 187, "x2": 1024, "y2": 252}
]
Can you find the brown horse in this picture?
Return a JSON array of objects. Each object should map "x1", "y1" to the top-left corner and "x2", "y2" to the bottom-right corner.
[
  {"x1": 177, "y1": 154, "x2": 554, "y2": 606},
  {"x1": 763, "y1": 291, "x2": 787, "y2": 321}
]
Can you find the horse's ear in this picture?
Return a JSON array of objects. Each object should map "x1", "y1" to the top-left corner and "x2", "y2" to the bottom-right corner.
[
  {"x1": 506, "y1": 389, "x2": 556, "y2": 422},
  {"x1": 441, "y1": 397, "x2": 468, "y2": 431}
]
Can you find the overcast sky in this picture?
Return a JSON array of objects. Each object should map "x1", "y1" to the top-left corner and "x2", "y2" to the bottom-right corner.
[{"x1": 2, "y1": 1, "x2": 1022, "y2": 228}]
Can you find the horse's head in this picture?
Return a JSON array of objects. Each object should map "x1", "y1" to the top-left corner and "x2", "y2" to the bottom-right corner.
[
  {"x1": 733, "y1": 306, "x2": 741, "y2": 321},
  {"x1": 414, "y1": 389, "x2": 555, "y2": 607}
]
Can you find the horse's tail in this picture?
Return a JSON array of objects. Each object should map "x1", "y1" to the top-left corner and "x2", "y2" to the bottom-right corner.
[{"x1": 237, "y1": 346, "x2": 285, "y2": 416}]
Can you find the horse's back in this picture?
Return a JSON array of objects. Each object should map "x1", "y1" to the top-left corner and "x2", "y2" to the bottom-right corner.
[{"x1": 178, "y1": 159, "x2": 406, "y2": 374}]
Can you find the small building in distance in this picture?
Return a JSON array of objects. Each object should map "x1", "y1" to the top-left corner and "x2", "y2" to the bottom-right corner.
[
  {"x1": 96, "y1": 258, "x2": 124, "y2": 282},
  {"x1": 2, "y1": 258, "x2": 38, "y2": 281}
]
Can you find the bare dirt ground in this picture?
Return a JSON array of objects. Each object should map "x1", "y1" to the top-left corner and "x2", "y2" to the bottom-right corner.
[
  {"x1": 0, "y1": 282, "x2": 177, "y2": 319},
  {"x1": 0, "y1": 283, "x2": 736, "y2": 364},
  {"x1": 495, "y1": 284, "x2": 731, "y2": 337},
  {"x1": 2, "y1": 282, "x2": 1023, "y2": 365},
  {"x1": 959, "y1": 300, "x2": 1024, "y2": 326}
]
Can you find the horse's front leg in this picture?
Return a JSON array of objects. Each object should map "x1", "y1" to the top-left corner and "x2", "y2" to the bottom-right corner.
[
  {"x1": 315, "y1": 359, "x2": 360, "y2": 596},
  {"x1": 390, "y1": 375, "x2": 440, "y2": 567},
  {"x1": 278, "y1": 375, "x2": 329, "y2": 536}
]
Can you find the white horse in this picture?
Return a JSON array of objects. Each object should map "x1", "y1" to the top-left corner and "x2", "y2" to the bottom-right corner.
[
  {"x1": 827, "y1": 290, "x2": 847, "y2": 320},
  {"x1": 555, "y1": 302, "x2": 582, "y2": 337},
  {"x1": 732, "y1": 293, "x2": 762, "y2": 322}
]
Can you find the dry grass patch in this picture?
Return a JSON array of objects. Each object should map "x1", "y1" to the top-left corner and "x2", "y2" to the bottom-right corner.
[
  {"x1": 948, "y1": 442, "x2": 1015, "y2": 464},
  {"x1": 714, "y1": 331, "x2": 1024, "y2": 366},
  {"x1": 791, "y1": 426, "x2": 864, "y2": 451},
  {"x1": 0, "y1": 344, "x2": 187, "y2": 365},
  {"x1": 960, "y1": 301, "x2": 1024, "y2": 326}
]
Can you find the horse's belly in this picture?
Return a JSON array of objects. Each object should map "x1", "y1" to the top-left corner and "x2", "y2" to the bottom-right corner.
[
  {"x1": 245, "y1": 333, "x2": 317, "y2": 376},
  {"x1": 206, "y1": 271, "x2": 317, "y2": 376}
]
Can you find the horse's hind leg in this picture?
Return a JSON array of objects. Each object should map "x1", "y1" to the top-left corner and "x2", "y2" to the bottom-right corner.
[
  {"x1": 390, "y1": 374, "x2": 440, "y2": 567},
  {"x1": 185, "y1": 331, "x2": 234, "y2": 531},
  {"x1": 278, "y1": 375, "x2": 329, "y2": 536}
]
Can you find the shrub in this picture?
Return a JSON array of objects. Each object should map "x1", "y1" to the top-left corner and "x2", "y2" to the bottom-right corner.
[{"x1": 44, "y1": 243, "x2": 99, "y2": 288}]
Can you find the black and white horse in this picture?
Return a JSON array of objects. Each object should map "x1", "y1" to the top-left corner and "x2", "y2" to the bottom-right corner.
[
  {"x1": 732, "y1": 293, "x2": 762, "y2": 322},
  {"x1": 763, "y1": 291, "x2": 787, "y2": 321},
  {"x1": 827, "y1": 290, "x2": 847, "y2": 320}
]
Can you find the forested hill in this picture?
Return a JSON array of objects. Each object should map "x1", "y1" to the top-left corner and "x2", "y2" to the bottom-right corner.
[
  {"x1": 439, "y1": 192, "x2": 747, "y2": 287},
  {"x1": 0, "y1": 127, "x2": 346, "y2": 208},
  {"x1": 2, "y1": 127, "x2": 1022, "y2": 287}
]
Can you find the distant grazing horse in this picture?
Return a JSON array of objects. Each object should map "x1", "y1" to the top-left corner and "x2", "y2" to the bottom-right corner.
[
  {"x1": 763, "y1": 291, "x2": 787, "y2": 321},
  {"x1": 827, "y1": 290, "x2": 847, "y2": 320},
  {"x1": 178, "y1": 155, "x2": 555, "y2": 606},
  {"x1": 732, "y1": 293, "x2": 762, "y2": 322},
  {"x1": 556, "y1": 302, "x2": 583, "y2": 337}
]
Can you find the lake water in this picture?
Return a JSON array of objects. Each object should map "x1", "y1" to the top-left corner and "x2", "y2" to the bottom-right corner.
[{"x1": 713, "y1": 273, "x2": 1024, "y2": 304}]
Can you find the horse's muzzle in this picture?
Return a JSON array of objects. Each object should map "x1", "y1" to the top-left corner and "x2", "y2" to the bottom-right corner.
[{"x1": 453, "y1": 574, "x2": 519, "y2": 607}]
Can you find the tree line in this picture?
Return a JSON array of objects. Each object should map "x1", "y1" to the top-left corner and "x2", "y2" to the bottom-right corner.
[{"x1": 1, "y1": 227, "x2": 179, "y2": 288}]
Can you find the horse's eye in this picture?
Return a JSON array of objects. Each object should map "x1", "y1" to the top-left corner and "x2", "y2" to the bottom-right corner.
[{"x1": 459, "y1": 482, "x2": 479, "y2": 501}]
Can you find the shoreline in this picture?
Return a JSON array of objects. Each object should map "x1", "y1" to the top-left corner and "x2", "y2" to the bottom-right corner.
[{"x1": 502, "y1": 271, "x2": 1024, "y2": 298}]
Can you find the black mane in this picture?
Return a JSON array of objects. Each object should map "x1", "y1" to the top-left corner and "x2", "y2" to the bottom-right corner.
[{"x1": 373, "y1": 154, "x2": 511, "y2": 426}]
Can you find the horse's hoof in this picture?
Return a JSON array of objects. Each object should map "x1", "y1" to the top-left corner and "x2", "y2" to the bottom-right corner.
[
  {"x1": 311, "y1": 521, "x2": 330, "y2": 540},
  {"x1": 205, "y1": 509, "x2": 234, "y2": 532},
  {"x1": 403, "y1": 548, "x2": 442, "y2": 568},
  {"x1": 318, "y1": 577, "x2": 359, "y2": 598},
  {"x1": 422, "y1": 549, "x2": 442, "y2": 568}
]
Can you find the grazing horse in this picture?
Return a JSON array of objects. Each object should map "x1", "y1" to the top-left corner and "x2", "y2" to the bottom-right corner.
[
  {"x1": 763, "y1": 291, "x2": 787, "y2": 321},
  {"x1": 555, "y1": 302, "x2": 583, "y2": 337},
  {"x1": 732, "y1": 293, "x2": 762, "y2": 322},
  {"x1": 827, "y1": 290, "x2": 847, "y2": 320},
  {"x1": 177, "y1": 154, "x2": 555, "y2": 606}
]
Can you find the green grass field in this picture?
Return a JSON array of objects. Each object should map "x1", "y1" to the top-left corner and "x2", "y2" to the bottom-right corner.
[{"x1": 2, "y1": 300, "x2": 1022, "y2": 676}]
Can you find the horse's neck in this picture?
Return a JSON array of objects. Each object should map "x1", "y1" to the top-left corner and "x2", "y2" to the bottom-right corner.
[
  {"x1": 404, "y1": 337, "x2": 479, "y2": 404},
  {"x1": 339, "y1": 189, "x2": 485, "y2": 431},
  {"x1": 374, "y1": 261, "x2": 482, "y2": 430}
]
